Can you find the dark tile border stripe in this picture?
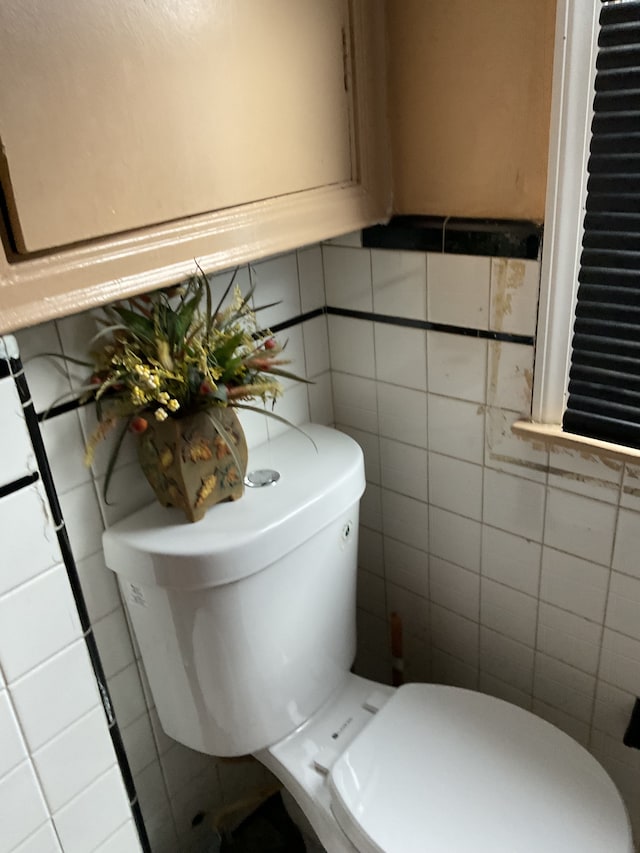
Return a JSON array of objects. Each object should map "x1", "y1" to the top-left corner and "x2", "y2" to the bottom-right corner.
[
  {"x1": 0, "y1": 357, "x2": 10, "y2": 379},
  {"x1": 9, "y1": 355, "x2": 152, "y2": 853},
  {"x1": 0, "y1": 471, "x2": 39, "y2": 499},
  {"x1": 326, "y1": 306, "x2": 535, "y2": 346},
  {"x1": 270, "y1": 306, "x2": 324, "y2": 334},
  {"x1": 362, "y1": 215, "x2": 542, "y2": 260}
]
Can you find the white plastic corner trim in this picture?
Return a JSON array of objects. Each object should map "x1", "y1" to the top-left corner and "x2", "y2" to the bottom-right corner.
[{"x1": 531, "y1": 0, "x2": 599, "y2": 424}]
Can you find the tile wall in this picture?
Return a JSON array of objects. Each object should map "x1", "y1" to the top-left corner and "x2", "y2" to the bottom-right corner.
[
  {"x1": 0, "y1": 345, "x2": 141, "y2": 853},
  {"x1": 324, "y1": 233, "x2": 640, "y2": 846},
  {"x1": 8, "y1": 248, "x2": 332, "y2": 853},
  {"x1": 2, "y1": 232, "x2": 639, "y2": 850}
]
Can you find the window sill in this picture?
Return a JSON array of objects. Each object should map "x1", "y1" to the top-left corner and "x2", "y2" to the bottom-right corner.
[{"x1": 511, "y1": 419, "x2": 640, "y2": 464}]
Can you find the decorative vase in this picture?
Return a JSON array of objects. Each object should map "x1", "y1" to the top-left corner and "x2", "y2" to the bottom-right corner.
[{"x1": 136, "y1": 407, "x2": 248, "y2": 523}]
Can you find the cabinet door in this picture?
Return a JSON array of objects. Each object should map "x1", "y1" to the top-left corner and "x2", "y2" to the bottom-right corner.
[{"x1": 0, "y1": 0, "x2": 352, "y2": 253}]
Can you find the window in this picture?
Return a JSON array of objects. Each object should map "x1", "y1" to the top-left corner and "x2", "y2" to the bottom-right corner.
[{"x1": 531, "y1": 0, "x2": 640, "y2": 456}]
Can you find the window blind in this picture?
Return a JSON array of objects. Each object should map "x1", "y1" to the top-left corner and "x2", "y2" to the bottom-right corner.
[{"x1": 563, "y1": 0, "x2": 640, "y2": 448}]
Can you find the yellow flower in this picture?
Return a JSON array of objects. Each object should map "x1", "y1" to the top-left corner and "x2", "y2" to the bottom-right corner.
[
  {"x1": 154, "y1": 408, "x2": 168, "y2": 422},
  {"x1": 167, "y1": 398, "x2": 180, "y2": 412}
]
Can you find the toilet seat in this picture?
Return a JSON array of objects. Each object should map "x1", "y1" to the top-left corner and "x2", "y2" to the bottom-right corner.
[{"x1": 329, "y1": 683, "x2": 633, "y2": 853}]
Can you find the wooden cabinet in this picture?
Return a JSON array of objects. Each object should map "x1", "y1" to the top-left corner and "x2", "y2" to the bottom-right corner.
[{"x1": 0, "y1": 0, "x2": 389, "y2": 333}]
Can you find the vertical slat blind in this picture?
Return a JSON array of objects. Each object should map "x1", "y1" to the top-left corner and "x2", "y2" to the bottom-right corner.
[{"x1": 563, "y1": 0, "x2": 640, "y2": 448}]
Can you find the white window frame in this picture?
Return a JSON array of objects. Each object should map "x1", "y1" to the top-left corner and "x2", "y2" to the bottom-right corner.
[{"x1": 531, "y1": 0, "x2": 599, "y2": 425}]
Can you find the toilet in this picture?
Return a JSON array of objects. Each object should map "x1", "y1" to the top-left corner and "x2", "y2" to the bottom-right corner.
[{"x1": 103, "y1": 424, "x2": 633, "y2": 853}]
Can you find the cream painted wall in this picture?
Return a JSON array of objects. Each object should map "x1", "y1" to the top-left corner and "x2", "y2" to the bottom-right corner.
[{"x1": 386, "y1": 0, "x2": 556, "y2": 220}]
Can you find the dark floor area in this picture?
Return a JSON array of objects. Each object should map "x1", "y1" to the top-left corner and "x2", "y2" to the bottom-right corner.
[{"x1": 220, "y1": 792, "x2": 306, "y2": 853}]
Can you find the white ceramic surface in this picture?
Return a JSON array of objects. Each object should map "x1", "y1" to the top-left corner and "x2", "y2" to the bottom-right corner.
[{"x1": 329, "y1": 683, "x2": 634, "y2": 853}]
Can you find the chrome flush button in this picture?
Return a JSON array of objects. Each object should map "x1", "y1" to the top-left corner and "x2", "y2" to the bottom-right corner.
[{"x1": 244, "y1": 469, "x2": 280, "y2": 488}]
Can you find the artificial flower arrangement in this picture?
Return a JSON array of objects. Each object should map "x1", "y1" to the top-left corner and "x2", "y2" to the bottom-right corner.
[{"x1": 53, "y1": 265, "x2": 308, "y2": 520}]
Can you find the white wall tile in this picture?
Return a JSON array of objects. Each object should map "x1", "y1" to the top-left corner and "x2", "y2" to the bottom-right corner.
[
  {"x1": 92, "y1": 608, "x2": 136, "y2": 680},
  {"x1": 548, "y1": 446, "x2": 622, "y2": 504},
  {"x1": 323, "y1": 246, "x2": 372, "y2": 312},
  {"x1": 430, "y1": 557, "x2": 479, "y2": 621},
  {"x1": 533, "y1": 653, "x2": 595, "y2": 724},
  {"x1": 480, "y1": 579, "x2": 538, "y2": 647},
  {"x1": 380, "y1": 438, "x2": 427, "y2": 501},
  {"x1": 0, "y1": 761, "x2": 48, "y2": 852},
  {"x1": 371, "y1": 249, "x2": 426, "y2": 320},
  {"x1": 486, "y1": 341, "x2": 534, "y2": 414},
  {"x1": 484, "y1": 406, "x2": 548, "y2": 483},
  {"x1": 0, "y1": 565, "x2": 82, "y2": 682},
  {"x1": 328, "y1": 316, "x2": 375, "y2": 378},
  {"x1": 12, "y1": 821, "x2": 62, "y2": 853},
  {"x1": 593, "y1": 681, "x2": 638, "y2": 742},
  {"x1": 544, "y1": 488, "x2": 616, "y2": 565},
  {"x1": 160, "y1": 744, "x2": 213, "y2": 799},
  {"x1": 0, "y1": 691, "x2": 27, "y2": 777},
  {"x1": 15, "y1": 322, "x2": 72, "y2": 413},
  {"x1": 429, "y1": 506, "x2": 482, "y2": 572},
  {"x1": 480, "y1": 626, "x2": 534, "y2": 695},
  {"x1": 483, "y1": 469, "x2": 545, "y2": 541},
  {"x1": 33, "y1": 706, "x2": 116, "y2": 811},
  {"x1": 302, "y1": 316, "x2": 329, "y2": 377},
  {"x1": 427, "y1": 332, "x2": 486, "y2": 403},
  {"x1": 338, "y1": 425, "x2": 380, "y2": 484},
  {"x1": 430, "y1": 604, "x2": 479, "y2": 664},
  {"x1": 307, "y1": 371, "x2": 334, "y2": 426},
  {"x1": 378, "y1": 384, "x2": 427, "y2": 448},
  {"x1": 54, "y1": 765, "x2": 131, "y2": 853},
  {"x1": 58, "y1": 481, "x2": 105, "y2": 562},
  {"x1": 109, "y1": 662, "x2": 148, "y2": 729},
  {"x1": 387, "y1": 584, "x2": 427, "y2": 640},
  {"x1": 95, "y1": 461, "x2": 156, "y2": 528},
  {"x1": 296, "y1": 245, "x2": 325, "y2": 313},
  {"x1": 250, "y1": 253, "x2": 301, "y2": 328},
  {"x1": 431, "y1": 648, "x2": 478, "y2": 690},
  {"x1": 536, "y1": 602, "x2": 604, "y2": 675},
  {"x1": 612, "y1": 507, "x2": 640, "y2": 580},
  {"x1": 94, "y1": 820, "x2": 142, "y2": 853},
  {"x1": 599, "y1": 629, "x2": 640, "y2": 695},
  {"x1": 605, "y1": 572, "x2": 640, "y2": 642},
  {"x1": 532, "y1": 699, "x2": 590, "y2": 747},
  {"x1": 40, "y1": 410, "x2": 92, "y2": 495},
  {"x1": 428, "y1": 453, "x2": 483, "y2": 520},
  {"x1": 383, "y1": 536, "x2": 428, "y2": 597},
  {"x1": 427, "y1": 253, "x2": 490, "y2": 329},
  {"x1": 332, "y1": 372, "x2": 378, "y2": 433},
  {"x1": 481, "y1": 526, "x2": 541, "y2": 597},
  {"x1": 360, "y1": 483, "x2": 382, "y2": 532},
  {"x1": 381, "y1": 489, "x2": 429, "y2": 552},
  {"x1": 0, "y1": 481, "x2": 61, "y2": 596},
  {"x1": 357, "y1": 569, "x2": 386, "y2": 619},
  {"x1": 540, "y1": 547, "x2": 609, "y2": 623},
  {"x1": 267, "y1": 383, "x2": 310, "y2": 438},
  {"x1": 358, "y1": 527, "x2": 384, "y2": 578},
  {"x1": 76, "y1": 550, "x2": 121, "y2": 624},
  {"x1": 479, "y1": 672, "x2": 531, "y2": 710},
  {"x1": 10, "y1": 640, "x2": 100, "y2": 752},
  {"x1": 0, "y1": 377, "x2": 35, "y2": 485},
  {"x1": 489, "y1": 258, "x2": 539, "y2": 337},
  {"x1": 374, "y1": 324, "x2": 427, "y2": 391},
  {"x1": 428, "y1": 394, "x2": 484, "y2": 464},
  {"x1": 121, "y1": 713, "x2": 157, "y2": 777}
]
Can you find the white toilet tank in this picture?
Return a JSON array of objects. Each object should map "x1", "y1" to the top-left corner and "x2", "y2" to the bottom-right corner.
[{"x1": 102, "y1": 424, "x2": 365, "y2": 756}]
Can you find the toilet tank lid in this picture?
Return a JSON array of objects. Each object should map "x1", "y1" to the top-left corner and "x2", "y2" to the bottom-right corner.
[
  {"x1": 102, "y1": 424, "x2": 364, "y2": 590},
  {"x1": 329, "y1": 684, "x2": 633, "y2": 853}
]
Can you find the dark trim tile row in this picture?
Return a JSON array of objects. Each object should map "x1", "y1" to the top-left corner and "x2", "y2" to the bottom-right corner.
[
  {"x1": 8, "y1": 356, "x2": 152, "y2": 853},
  {"x1": 326, "y1": 306, "x2": 535, "y2": 346},
  {"x1": 0, "y1": 471, "x2": 39, "y2": 500},
  {"x1": 0, "y1": 357, "x2": 10, "y2": 379},
  {"x1": 362, "y1": 215, "x2": 542, "y2": 260}
]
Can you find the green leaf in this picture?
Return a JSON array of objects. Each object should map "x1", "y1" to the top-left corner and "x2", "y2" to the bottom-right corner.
[
  {"x1": 113, "y1": 306, "x2": 155, "y2": 342},
  {"x1": 259, "y1": 366, "x2": 314, "y2": 384}
]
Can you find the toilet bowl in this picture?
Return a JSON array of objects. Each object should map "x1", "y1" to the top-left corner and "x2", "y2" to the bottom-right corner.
[{"x1": 103, "y1": 424, "x2": 633, "y2": 853}]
